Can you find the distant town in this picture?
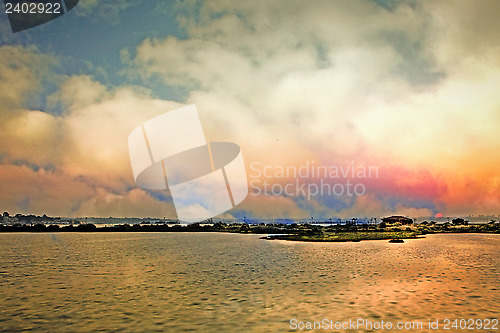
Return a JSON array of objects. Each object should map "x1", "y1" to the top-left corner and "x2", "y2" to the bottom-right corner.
[
  {"x1": 2, "y1": 211, "x2": 500, "y2": 227},
  {"x1": 1, "y1": 211, "x2": 499, "y2": 241}
]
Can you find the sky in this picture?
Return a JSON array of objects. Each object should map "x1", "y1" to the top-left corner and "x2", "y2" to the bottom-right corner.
[{"x1": 0, "y1": 0, "x2": 499, "y2": 220}]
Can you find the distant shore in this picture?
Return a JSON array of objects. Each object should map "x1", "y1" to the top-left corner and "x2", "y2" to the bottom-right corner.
[{"x1": 0, "y1": 221, "x2": 498, "y2": 242}]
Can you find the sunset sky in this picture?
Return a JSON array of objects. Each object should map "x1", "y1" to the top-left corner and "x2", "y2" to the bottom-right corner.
[{"x1": 0, "y1": 0, "x2": 499, "y2": 219}]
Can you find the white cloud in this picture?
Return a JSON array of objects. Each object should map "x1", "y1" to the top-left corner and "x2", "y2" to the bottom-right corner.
[
  {"x1": 126, "y1": 0, "x2": 500, "y2": 216},
  {"x1": 0, "y1": 47, "x2": 184, "y2": 216},
  {"x1": 129, "y1": 0, "x2": 436, "y2": 160},
  {"x1": 0, "y1": 46, "x2": 55, "y2": 115}
]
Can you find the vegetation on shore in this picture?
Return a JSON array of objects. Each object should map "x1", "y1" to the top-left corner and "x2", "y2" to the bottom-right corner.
[
  {"x1": 266, "y1": 230, "x2": 420, "y2": 242},
  {"x1": 263, "y1": 221, "x2": 500, "y2": 242},
  {"x1": 0, "y1": 218, "x2": 498, "y2": 242}
]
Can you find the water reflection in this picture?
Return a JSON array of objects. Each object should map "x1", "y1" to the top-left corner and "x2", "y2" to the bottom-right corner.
[{"x1": 0, "y1": 233, "x2": 498, "y2": 332}]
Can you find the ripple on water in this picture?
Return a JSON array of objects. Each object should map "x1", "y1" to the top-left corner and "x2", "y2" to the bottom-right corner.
[{"x1": 0, "y1": 233, "x2": 498, "y2": 332}]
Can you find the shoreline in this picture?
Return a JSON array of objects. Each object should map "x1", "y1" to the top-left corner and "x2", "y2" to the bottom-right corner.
[{"x1": 0, "y1": 222, "x2": 498, "y2": 242}]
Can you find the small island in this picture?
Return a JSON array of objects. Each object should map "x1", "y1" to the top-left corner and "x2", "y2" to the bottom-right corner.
[{"x1": 263, "y1": 217, "x2": 500, "y2": 242}]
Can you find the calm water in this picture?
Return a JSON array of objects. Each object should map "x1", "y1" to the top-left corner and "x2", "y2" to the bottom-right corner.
[{"x1": 0, "y1": 233, "x2": 498, "y2": 332}]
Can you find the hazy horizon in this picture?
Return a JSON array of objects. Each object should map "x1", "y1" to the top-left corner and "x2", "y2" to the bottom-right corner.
[{"x1": 1, "y1": 0, "x2": 499, "y2": 220}]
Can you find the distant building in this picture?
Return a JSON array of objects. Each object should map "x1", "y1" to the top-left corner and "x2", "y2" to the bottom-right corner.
[
  {"x1": 452, "y1": 218, "x2": 469, "y2": 225},
  {"x1": 382, "y1": 215, "x2": 413, "y2": 225}
]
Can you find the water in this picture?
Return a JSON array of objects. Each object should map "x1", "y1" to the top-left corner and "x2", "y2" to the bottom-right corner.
[{"x1": 0, "y1": 233, "x2": 498, "y2": 332}]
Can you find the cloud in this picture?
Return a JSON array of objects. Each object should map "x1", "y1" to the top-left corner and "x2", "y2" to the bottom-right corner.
[
  {"x1": 425, "y1": 0, "x2": 500, "y2": 70},
  {"x1": 0, "y1": 164, "x2": 94, "y2": 216},
  {"x1": 239, "y1": 195, "x2": 310, "y2": 219},
  {"x1": 125, "y1": 0, "x2": 500, "y2": 217},
  {"x1": 0, "y1": 46, "x2": 184, "y2": 216},
  {"x1": 0, "y1": 45, "x2": 55, "y2": 115},
  {"x1": 129, "y1": 0, "x2": 439, "y2": 159},
  {"x1": 73, "y1": 188, "x2": 176, "y2": 218}
]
